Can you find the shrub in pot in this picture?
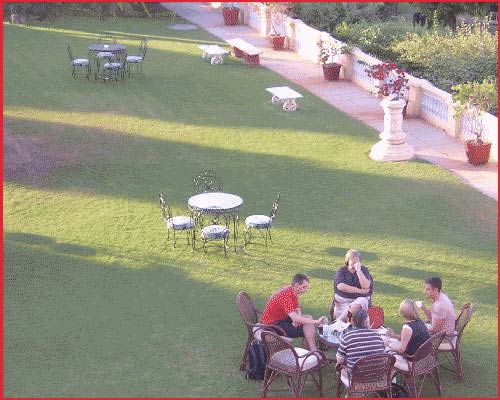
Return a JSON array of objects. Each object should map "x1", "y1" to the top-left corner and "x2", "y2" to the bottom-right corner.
[
  {"x1": 222, "y1": 3, "x2": 240, "y2": 26},
  {"x1": 265, "y1": 2, "x2": 291, "y2": 50},
  {"x1": 452, "y1": 79, "x2": 498, "y2": 165},
  {"x1": 319, "y1": 40, "x2": 343, "y2": 81}
]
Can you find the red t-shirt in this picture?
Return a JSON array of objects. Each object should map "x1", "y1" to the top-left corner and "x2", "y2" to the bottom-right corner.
[{"x1": 261, "y1": 285, "x2": 299, "y2": 324}]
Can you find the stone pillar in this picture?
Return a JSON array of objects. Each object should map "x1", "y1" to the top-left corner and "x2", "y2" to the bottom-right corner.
[
  {"x1": 407, "y1": 77, "x2": 422, "y2": 117},
  {"x1": 285, "y1": 17, "x2": 296, "y2": 50},
  {"x1": 369, "y1": 98, "x2": 415, "y2": 161}
]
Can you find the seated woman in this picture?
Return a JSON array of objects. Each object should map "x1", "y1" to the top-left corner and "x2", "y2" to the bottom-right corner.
[
  {"x1": 330, "y1": 249, "x2": 373, "y2": 320},
  {"x1": 384, "y1": 299, "x2": 430, "y2": 369}
]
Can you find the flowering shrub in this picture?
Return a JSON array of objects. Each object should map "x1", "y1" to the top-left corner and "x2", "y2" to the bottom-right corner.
[
  {"x1": 319, "y1": 40, "x2": 341, "y2": 65},
  {"x1": 365, "y1": 62, "x2": 408, "y2": 100}
]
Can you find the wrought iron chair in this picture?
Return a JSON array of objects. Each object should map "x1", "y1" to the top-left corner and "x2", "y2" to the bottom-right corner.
[
  {"x1": 243, "y1": 193, "x2": 280, "y2": 248},
  {"x1": 368, "y1": 305, "x2": 385, "y2": 329},
  {"x1": 200, "y1": 224, "x2": 229, "y2": 256},
  {"x1": 159, "y1": 193, "x2": 195, "y2": 250},
  {"x1": 236, "y1": 291, "x2": 288, "y2": 371},
  {"x1": 393, "y1": 331, "x2": 446, "y2": 398},
  {"x1": 336, "y1": 353, "x2": 396, "y2": 397},
  {"x1": 437, "y1": 303, "x2": 474, "y2": 380},
  {"x1": 67, "y1": 44, "x2": 90, "y2": 80},
  {"x1": 126, "y1": 38, "x2": 148, "y2": 77},
  {"x1": 193, "y1": 170, "x2": 223, "y2": 194},
  {"x1": 95, "y1": 35, "x2": 117, "y2": 66},
  {"x1": 260, "y1": 330, "x2": 327, "y2": 397},
  {"x1": 102, "y1": 51, "x2": 127, "y2": 83}
]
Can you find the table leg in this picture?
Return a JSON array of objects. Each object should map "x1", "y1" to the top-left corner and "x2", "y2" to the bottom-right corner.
[
  {"x1": 232, "y1": 212, "x2": 239, "y2": 251},
  {"x1": 283, "y1": 99, "x2": 297, "y2": 111},
  {"x1": 271, "y1": 95, "x2": 281, "y2": 104},
  {"x1": 202, "y1": 51, "x2": 208, "y2": 59}
]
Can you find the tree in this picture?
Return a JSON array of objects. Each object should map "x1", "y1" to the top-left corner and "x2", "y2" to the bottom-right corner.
[{"x1": 412, "y1": 2, "x2": 492, "y2": 30}]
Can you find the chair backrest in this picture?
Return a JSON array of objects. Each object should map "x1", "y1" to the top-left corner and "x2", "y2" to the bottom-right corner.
[
  {"x1": 269, "y1": 193, "x2": 280, "y2": 220},
  {"x1": 261, "y1": 330, "x2": 298, "y2": 369},
  {"x1": 455, "y1": 303, "x2": 473, "y2": 347},
  {"x1": 159, "y1": 193, "x2": 173, "y2": 220},
  {"x1": 139, "y1": 38, "x2": 148, "y2": 59},
  {"x1": 349, "y1": 353, "x2": 396, "y2": 396},
  {"x1": 193, "y1": 170, "x2": 223, "y2": 193},
  {"x1": 67, "y1": 44, "x2": 74, "y2": 62},
  {"x1": 368, "y1": 305, "x2": 384, "y2": 329},
  {"x1": 236, "y1": 291, "x2": 260, "y2": 327},
  {"x1": 409, "y1": 331, "x2": 446, "y2": 375},
  {"x1": 98, "y1": 34, "x2": 117, "y2": 44}
]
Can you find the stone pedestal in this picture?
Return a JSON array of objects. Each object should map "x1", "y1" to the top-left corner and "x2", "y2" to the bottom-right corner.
[{"x1": 369, "y1": 98, "x2": 415, "y2": 162}]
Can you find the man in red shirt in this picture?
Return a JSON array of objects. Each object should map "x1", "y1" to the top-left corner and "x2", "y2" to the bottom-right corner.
[{"x1": 261, "y1": 274, "x2": 327, "y2": 351}]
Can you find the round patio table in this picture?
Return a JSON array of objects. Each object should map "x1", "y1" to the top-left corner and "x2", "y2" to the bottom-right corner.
[{"x1": 188, "y1": 192, "x2": 243, "y2": 251}]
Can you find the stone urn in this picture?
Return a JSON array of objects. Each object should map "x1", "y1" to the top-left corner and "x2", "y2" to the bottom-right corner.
[{"x1": 369, "y1": 98, "x2": 414, "y2": 162}]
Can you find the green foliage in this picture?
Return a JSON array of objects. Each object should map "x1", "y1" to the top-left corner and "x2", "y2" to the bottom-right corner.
[
  {"x1": 391, "y1": 22, "x2": 498, "y2": 92},
  {"x1": 335, "y1": 20, "x2": 428, "y2": 60},
  {"x1": 452, "y1": 79, "x2": 498, "y2": 141},
  {"x1": 412, "y1": 2, "x2": 493, "y2": 29}
]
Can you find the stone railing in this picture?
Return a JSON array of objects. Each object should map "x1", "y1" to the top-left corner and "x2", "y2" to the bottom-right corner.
[{"x1": 217, "y1": 2, "x2": 498, "y2": 162}]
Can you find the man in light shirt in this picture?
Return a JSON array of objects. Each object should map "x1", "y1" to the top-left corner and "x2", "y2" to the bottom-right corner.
[{"x1": 420, "y1": 276, "x2": 455, "y2": 336}]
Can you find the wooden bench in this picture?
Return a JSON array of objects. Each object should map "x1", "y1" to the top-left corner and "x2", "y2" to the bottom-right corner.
[
  {"x1": 227, "y1": 38, "x2": 263, "y2": 66},
  {"x1": 266, "y1": 86, "x2": 303, "y2": 111},
  {"x1": 198, "y1": 44, "x2": 229, "y2": 65}
]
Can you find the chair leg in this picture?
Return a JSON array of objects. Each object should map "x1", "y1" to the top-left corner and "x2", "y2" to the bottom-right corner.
[
  {"x1": 454, "y1": 349, "x2": 463, "y2": 380},
  {"x1": 240, "y1": 336, "x2": 252, "y2": 370},
  {"x1": 294, "y1": 375, "x2": 303, "y2": 397},
  {"x1": 172, "y1": 229, "x2": 177, "y2": 248},
  {"x1": 433, "y1": 367, "x2": 442, "y2": 396},
  {"x1": 261, "y1": 368, "x2": 276, "y2": 397}
]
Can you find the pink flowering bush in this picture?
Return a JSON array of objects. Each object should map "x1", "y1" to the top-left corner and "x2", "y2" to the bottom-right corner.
[{"x1": 366, "y1": 62, "x2": 408, "y2": 100}]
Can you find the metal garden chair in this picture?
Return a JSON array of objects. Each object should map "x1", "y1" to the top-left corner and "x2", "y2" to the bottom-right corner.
[
  {"x1": 67, "y1": 44, "x2": 90, "y2": 80},
  {"x1": 159, "y1": 193, "x2": 195, "y2": 250},
  {"x1": 193, "y1": 169, "x2": 223, "y2": 194},
  {"x1": 126, "y1": 38, "x2": 148, "y2": 77},
  {"x1": 102, "y1": 51, "x2": 127, "y2": 83},
  {"x1": 243, "y1": 193, "x2": 280, "y2": 248}
]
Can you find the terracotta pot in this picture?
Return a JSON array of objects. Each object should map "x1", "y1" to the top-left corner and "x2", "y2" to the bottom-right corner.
[
  {"x1": 222, "y1": 7, "x2": 239, "y2": 26},
  {"x1": 270, "y1": 35, "x2": 285, "y2": 51},
  {"x1": 322, "y1": 63, "x2": 341, "y2": 81},
  {"x1": 465, "y1": 140, "x2": 491, "y2": 165}
]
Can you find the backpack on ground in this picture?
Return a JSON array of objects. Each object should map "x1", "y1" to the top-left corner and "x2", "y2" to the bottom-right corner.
[{"x1": 245, "y1": 339, "x2": 267, "y2": 380}]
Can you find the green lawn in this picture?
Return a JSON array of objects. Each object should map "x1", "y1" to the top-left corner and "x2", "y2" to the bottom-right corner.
[{"x1": 3, "y1": 16, "x2": 498, "y2": 398}]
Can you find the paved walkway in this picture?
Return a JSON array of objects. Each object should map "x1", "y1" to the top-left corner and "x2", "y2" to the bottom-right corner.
[{"x1": 164, "y1": 2, "x2": 498, "y2": 201}]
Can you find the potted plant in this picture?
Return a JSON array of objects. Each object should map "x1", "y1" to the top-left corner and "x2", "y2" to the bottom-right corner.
[
  {"x1": 452, "y1": 79, "x2": 497, "y2": 165},
  {"x1": 318, "y1": 40, "x2": 343, "y2": 81},
  {"x1": 265, "y1": 2, "x2": 291, "y2": 51},
  {"x1": 222, "y1": 3, "x2": 240, "y2": 26}
]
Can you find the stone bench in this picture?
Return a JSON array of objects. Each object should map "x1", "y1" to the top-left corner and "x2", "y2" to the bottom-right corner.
[
  {"x1": 227, "y1": 38, "x2": 263, "y2": 66},
  {"x1": 198, "y1": 44, "x2": 229, "y2": 65},
  {"x1": 266, "y1": 86, "x2": 303, "y2": 111}
]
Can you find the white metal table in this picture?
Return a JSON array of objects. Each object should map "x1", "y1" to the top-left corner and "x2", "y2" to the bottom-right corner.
[
  {"x1": 266, "y1": 86, "x2": 303, "y2": 111},
  {"x1": 188, "y1": 192, "x2": 243, "y2": 250}
]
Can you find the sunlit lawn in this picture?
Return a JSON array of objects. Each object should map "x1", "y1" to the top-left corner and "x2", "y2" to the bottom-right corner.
[{"x1": 3, "y1": 15, "x2": 498, "y2": 398}]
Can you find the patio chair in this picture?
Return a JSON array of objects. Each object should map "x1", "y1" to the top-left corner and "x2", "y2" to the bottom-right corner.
[
  {"x1": 368, "y1": 305, "x2": 385, "y2": 329},
  {"x1": 437, "y1": 303, "x2": 474, "y2": 380},
  {"x1": 95, "y1": 34, "x2": 117, "y2": 71},
  {"x1": 336, "y1": 353, "x2": 396, "y2": 397},
  {"x1": 260, "y1": 330, "x2": 327, "y2": 397},
  {"x1": 200, "y1": 224, "x2": 229, "y2": 255},
  {"x1": 393, "y1": 331, "x2": 446, "y2": 398},
  {"x1": 243, "y1": 193, "x2": 280, "y2": 248},
  {"x1": 67, "y1": 44, "x2": 90, "y2": 80},
  {"x1": 159, "y1": 193, "x2": 195, "y2": 250},
  {"x1": 127, "y1": 38, "x2": 148, "y2": 77},
  {"x1": 236, "y1": 291, "x2": 288, "y2": 371},
  {"x1": 102, "y1": 51, "x2": 127, "y2": 83},
  {"x1": 193, "y1": 169, "x2": 223, "y2": 194}
]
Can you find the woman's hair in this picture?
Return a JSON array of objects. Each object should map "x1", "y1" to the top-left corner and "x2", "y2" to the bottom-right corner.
[
  {"x1": 344, "y1": 249, "x2": 361, "y2": 267},
  {"x1": 399, "y1": 299, "x2": 419, "y2": 320}
]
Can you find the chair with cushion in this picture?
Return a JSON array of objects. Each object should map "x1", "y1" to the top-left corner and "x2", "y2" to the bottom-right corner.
[
  {"x1": 95, "y1": 35, "x2": 117, "y2": 72},
  {"x1": 236, "y1": 291, "x2": 288, "y2": 371},
  {"x1": 393, "y1": 331, "x2": 446, "y2": 398},
  {"x1": 261, "y1": 330, "x2": 327, "y2": 397},
  {"x1": 368, "y1": 305, "x2": 385, "y2": 329},
  {"x1": 437, "y1": 303, "x2": 473, "y2": 380},
  {"x1": 200, "y1": 224, "x2": 229, "y2": 255},
  {"x1": 159, "y1": 193, "x2": 195, "y2": 250},
  {"x1": 193, "y1": 169, "x2": 223, "y2": 194},
  {"x1": 67, "y1": 44, "x2": 90, "y2": 80},
  {"x1": 102, "y1": 51, "x2": 127, "y2": 83},
  {"x1": 127, "y1": 38, "x2": 148, "y2": 77},
  {"x1": 244, "y1": 193, "x2": 280, "y2": 248},
  {"x1": 336, "y1": 353, "x2": 396, "y2": 397}
]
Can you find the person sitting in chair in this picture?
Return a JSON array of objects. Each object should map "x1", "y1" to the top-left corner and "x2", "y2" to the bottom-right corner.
[
  {"x1": 330, "y1": 249, "x2": 373, "y2": 321},
  {"x1": 421, "y1": 277, "x2": 455, "y2": 338},
  {"x1": 261, "y1": 273, "x2": 327, "y2": 351}
]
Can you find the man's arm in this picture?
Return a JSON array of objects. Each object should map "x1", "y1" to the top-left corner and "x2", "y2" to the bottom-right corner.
[
  {"x1": 336, "y1": 353, "x2": 346, "y2": 365},
  {"x1": 288, "y1": 310, "x2": 326, "y2": 326},
  {"x1": 336, "y1": 283, "x2": 370, "y2": 295}
]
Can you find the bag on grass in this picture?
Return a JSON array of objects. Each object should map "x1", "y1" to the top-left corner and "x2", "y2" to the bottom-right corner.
[{"x1": 245, "y1": 339, "x2": 267, "y2": 380}]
